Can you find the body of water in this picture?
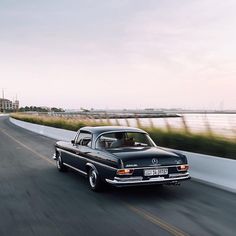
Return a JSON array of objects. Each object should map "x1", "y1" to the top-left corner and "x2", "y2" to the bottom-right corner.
[{"x1": 108, "y1": 114, "x2": 236, "y2": 139}]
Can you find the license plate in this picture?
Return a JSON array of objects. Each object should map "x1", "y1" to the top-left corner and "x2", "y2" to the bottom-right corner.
[{"x1": 144, "y1": 168, "x2": 168, "y2": 176}]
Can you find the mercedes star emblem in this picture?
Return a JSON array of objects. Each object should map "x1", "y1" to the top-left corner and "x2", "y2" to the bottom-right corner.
[{"x1": 152, "y1": 158, "x2": 158, "y2": 165}]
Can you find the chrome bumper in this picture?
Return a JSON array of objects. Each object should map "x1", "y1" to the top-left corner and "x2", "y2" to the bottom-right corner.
[{"x1": 105, "y1": 173, "x2": 190, "y2": 187}]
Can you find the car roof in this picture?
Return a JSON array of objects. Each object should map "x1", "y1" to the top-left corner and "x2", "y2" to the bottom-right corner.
[{"x1": 79, "y1": 126, "x2": 147, "y2": 135}]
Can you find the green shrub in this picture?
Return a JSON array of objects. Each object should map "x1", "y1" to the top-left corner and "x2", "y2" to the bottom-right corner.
[{"x1": 145, "y1": 127, "x2": 236, "y2": 159}]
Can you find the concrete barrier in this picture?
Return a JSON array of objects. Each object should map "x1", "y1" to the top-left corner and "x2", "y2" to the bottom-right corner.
[
  {"x1": 165, "y1": 148, "x2": 236, "y2": 193},
  {"x1": 10, "y1": 117, "x2": 236, "y2": 193},
  {"x1": 10, "y1": 117, "x2": 76, "y2": 141}
]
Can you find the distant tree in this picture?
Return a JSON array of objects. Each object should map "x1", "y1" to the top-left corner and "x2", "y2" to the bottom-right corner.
[
  {"x1": 18, "y1": 106, "x2": 64, "y2": 113},
  {"x1": 51, "y1": 107, "x2": 64, "y2": 112}
]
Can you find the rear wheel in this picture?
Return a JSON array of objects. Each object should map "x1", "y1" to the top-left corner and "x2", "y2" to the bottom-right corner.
[
  {"x1": 88, "y1": 168, "x2": 103, "y2": 192},
  {"x1": 56, "y1": 154, "x2": 67, "y2": 172}
]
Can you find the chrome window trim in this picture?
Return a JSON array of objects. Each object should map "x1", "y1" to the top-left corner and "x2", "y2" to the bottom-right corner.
[
  {"x1": 94, "y1": 130, "x2": 155, "y2": 149},
  {"x1": 75, "y1": 131, "x2": 93, "y2": 146}
]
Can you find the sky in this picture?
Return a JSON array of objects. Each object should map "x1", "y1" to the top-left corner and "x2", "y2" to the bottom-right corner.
[{"x1": 1, "y1": 0, "x2": 236, "y2": 110}]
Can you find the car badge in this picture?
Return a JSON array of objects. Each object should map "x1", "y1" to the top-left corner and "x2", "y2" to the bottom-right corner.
[
  {"x1": 126, "y1": 164, "x2": 138, "y2": 167},
  {"x1": 175, "y1": 160, "x2": 182, "y2": 164},
  {"x1": 152, "y1": 158, "x2": 158, "y2": 165}
]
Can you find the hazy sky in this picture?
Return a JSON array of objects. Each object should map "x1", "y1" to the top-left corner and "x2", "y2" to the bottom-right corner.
[{"x1": 1, "y1": 0, "x2": 236, "y2": 109}]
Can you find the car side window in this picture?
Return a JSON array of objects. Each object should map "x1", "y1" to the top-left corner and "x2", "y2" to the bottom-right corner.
[{"x1": 75, "y1": 132, "x2": 92, "y2": 147}]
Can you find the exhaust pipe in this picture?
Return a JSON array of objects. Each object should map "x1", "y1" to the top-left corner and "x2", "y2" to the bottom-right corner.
[{"x1": 166, "y1": 181, "x2": 180, "y2": 186}]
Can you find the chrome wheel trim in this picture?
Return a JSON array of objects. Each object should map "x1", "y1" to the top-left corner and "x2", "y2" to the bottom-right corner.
[{"x1": 89, "y1": 170, "x2": 97, "y2": 188}]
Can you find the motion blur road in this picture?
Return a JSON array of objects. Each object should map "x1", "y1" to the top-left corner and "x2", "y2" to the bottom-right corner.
[{"x1": 0, "y1": 116, "x2": 235, "y2": 236}]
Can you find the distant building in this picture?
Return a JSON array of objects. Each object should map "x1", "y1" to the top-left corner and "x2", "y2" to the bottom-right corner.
[
  {"x1": 0, "y1": 98, "x2": 19, "y2": 112},
  {"x1": 13, "y1": 100, "x2": 19, "y2": 110}
]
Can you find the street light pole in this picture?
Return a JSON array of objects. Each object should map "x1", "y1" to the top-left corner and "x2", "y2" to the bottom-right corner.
[{"x1": 1, "y1": 88, "x2": 5, "y2": 113}]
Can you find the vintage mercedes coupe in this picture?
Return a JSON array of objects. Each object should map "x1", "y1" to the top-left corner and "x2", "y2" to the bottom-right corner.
[{"x1": 53, "y1": 126, "x2": 190, "y2": 191}]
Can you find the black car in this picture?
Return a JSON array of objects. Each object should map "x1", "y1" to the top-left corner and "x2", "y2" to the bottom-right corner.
[{"x1": 53, "y1": 126, "x2": 190, "y2": 191}]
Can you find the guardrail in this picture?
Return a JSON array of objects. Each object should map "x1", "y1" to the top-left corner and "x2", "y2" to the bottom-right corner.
[{"x1": 10, "y1": 117, "x2": 236, "y2": 193}]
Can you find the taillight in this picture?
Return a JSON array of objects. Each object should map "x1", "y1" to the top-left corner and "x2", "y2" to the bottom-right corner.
[
  {"x1": 177, "y1": 165, "x2": 189, "y2": 171},
  {"x1": 117, "y1": 169, "x2": 134, "y2": 175}
]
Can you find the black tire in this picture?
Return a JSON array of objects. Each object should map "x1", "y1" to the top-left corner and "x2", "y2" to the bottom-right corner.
[
  {"x1": 88, "y1": 168, "x2": 103, "y2": 192},
  {"x1": 56, "y1": 154, "x2": 67, "y2": 172}
]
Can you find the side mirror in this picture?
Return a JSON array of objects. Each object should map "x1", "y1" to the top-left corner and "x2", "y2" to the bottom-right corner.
[{"x1": 71, "y1": 140, "x2": 75, "y2": 144}]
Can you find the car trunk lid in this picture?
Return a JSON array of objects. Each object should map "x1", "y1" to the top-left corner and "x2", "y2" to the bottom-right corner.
[{"x1": 108, "y1": 147, "x2": 184, "y2": 168}]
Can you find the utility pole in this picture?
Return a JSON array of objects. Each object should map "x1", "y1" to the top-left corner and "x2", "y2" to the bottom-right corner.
[{"x1": 1, "y1": 88, "x2": 5, "y2": 113}]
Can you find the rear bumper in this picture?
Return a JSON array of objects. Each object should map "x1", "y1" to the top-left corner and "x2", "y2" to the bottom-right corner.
[{"x1": 105, "y1": 173, "x2": 190, "y2": 187}]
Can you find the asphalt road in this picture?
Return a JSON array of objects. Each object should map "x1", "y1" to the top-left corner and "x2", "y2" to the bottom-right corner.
[{"x1": 0, "y1": 116, "x2": 235, "y2": 236}]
